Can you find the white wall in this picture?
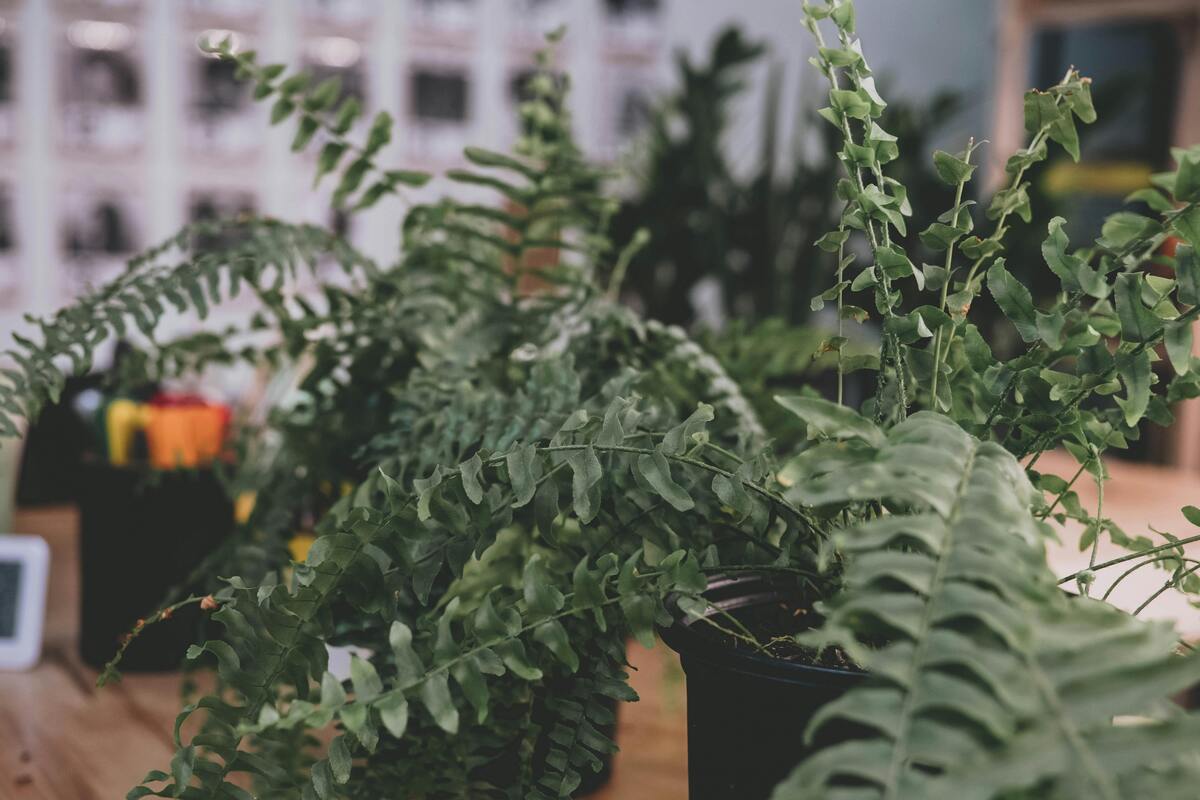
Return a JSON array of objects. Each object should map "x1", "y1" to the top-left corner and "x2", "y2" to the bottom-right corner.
[{"x1": 0, "y1": 0, "x2": 998, "y2": 352}]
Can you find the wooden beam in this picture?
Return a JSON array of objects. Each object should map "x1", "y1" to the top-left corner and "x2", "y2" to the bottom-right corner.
[
  {"x1": 1029, "y1": 0, "x2": 1200, "y2": 25},
  {"x1": 1168, "y1": 19, "x2": 1200, "y2": 469}
]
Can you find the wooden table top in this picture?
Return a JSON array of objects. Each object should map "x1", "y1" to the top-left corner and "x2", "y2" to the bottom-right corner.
[{"x1": 0, "y1": 506, "x2": 689, "y2": 800}]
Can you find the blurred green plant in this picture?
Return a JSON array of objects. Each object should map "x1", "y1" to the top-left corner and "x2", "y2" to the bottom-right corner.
[{"x1": 608, "y1": 26, "x2": 960, "y2": 330}]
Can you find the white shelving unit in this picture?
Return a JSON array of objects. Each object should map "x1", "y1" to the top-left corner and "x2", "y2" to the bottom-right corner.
[{"x1": 0, "y1": 0, "x2": 671, "y2": 337}]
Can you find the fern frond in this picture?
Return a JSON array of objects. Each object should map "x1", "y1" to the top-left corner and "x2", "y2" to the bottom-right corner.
[
  {"x1": 0, "y1": 219, "x2": 368, "y2": 437},
  {"x1": 529, "y1": 636, "x2": 635, "y2": 800},
  {"x1": 769, "y1": 410, "x2": 1200, "y2": 800}
]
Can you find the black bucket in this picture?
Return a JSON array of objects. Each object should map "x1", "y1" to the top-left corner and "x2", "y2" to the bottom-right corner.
[
  {"x1": 659, "y1": 573, "x2": 865, "y2": 800},
  {"x1": 78, "y1": 464, "x2": 232, "y2": 671}
]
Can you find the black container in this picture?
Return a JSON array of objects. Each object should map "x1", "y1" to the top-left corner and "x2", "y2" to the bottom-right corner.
[
  {"x1": 659, "y1": 574, "x2": 865, "y2": 800},
  {"x1": 78, "y1": 464, "x2": 232, "y2": 671}
]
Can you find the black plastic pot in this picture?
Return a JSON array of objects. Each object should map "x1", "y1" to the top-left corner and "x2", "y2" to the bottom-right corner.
[
  {"x1": 78, "y1": 464, "x2": 232, "y2": 671},
  {"x1": 659, "y1": 573, "x2": 865, "y2": 800}
]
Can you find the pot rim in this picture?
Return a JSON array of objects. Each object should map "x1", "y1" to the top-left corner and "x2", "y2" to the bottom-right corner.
[{"x1": 658, "y1": 572, "x2": 865, "y2": 685}]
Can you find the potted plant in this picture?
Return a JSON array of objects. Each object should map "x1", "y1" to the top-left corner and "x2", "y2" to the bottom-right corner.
[
  {"x1": 3, "y1": 31, "x2": 766, "y2": 798},
  {"x1": 5, "y1": 3, "x2": 1200, "y2": 798}
]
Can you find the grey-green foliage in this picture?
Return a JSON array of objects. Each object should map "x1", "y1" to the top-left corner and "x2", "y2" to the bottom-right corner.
[
  {"x1": 770, "y1": 410, "x2": 1200, "y2": 800},
  {"x1": 126, "y1": 396, "x2": 813, "y2": 799},
  {"x1": 15, "y1": 6, "x2": 1200, "y2": 800},
  {"x1": 0, "y1": 31, "x2": 771, "y2": 800},
  {"x1": 0, "y1": 219, "x2": 373, "y2": 437},
  {"x1": 801, "y1": 0, "x2": 1200, "y2": 580}
]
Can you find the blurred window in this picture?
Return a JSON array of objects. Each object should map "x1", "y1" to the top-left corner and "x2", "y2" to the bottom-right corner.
[
  {"x1": 188, "y1": 191, "x2": 257, "y2": 255},
  {"x1": 411, "y1": 69, "x2": 469, "y2": 123},
  {"x1": 603, "y1": 0, "x2": 659, "y2": 18}
]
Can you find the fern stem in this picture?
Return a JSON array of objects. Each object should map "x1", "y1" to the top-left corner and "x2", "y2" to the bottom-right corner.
[
  {"x1": 880, "y1": 441, "x2": 978, "y2": 800},
  {"x1": 1102, "y1": 556, "x2": 1200, "y2": 602},
  {"x1": 1133, "y1": 560, "x2": 1200, "y2": 614},
  {"x1": 929, "y1": 138, "x2": 975, "y2": 407},
  {"x1": 1057, "y1": 531, "x2": 1200, "y2": 585}
]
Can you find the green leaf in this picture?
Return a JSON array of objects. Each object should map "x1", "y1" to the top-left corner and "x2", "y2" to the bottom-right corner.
[
  {"x1": 308, "y1": 75, "x2": 342, "y2": 111},
  {"x1": 1100, "y1": 212, "x2": 1160, "y2": 250},
  {"x1": 875, "y1": 244, "x2": 919, "y2": 283},
  {"x1": 389, "y1": 622, "x2": 426, "y2": 685},
  {"x1": 314, "y1": 141, "x2": 347, "y2": 186},
  {"x1": 811, "y1": 281, "x2": 850, "y2": 312},
  {"x1": 987, "y1": 259, "x2": 1039, "y2": 342},
  {"x1": 1175, "y1": 153, "x2": 1200, "y2": 202},
  {"x1": 1174, "y1": 205, "x2": 1200, "y2": 248},
  {"x1": 1040, "y1": 216, "x2": 1083, "y2": 292},
  {"x1": 350, "y1": 655, "x2": 383, "y2": 702},
  {"x1": 311, "y1": 760, "x2": 334, "y2": 800},
  {"x1": 919, "y1": 221, "x2": 967, "y2": 252},
  {"x1": 1115, "y1": 348, "x2": 1152, "y2": 427},
  {"x1": 662, "y1": 403, "x2": 714, "y2": 455},
  {"x1": 819, "y1": 46, "x2": 861, "y2": 68},
  {"x1": 566, "y1": 446, "x2": 603, "y2": 523},
  {"x1": 830, "y1": 88, "x2": 872, "y2": 120},
  {"x1": 1126, "y1": 187, "x2": 1174, "y2": 213},
  {"x1": 1066, "y1": 78, "x2": 1096, "y2": 122},
  {"x1": 524, "y1": 554, "x2": 566, "y2": 615},
  {"x1": 1113, "y1": 272, "x2": 1164, "y2": 342},
  {"x1": 987, "y1": 184, "x2": 1032, "y2": 223},
  {"x1": 774, "y1": 395, "x2": 885, "y2": 447},
  {"x1": 1035, "y1": 310, "x2": 1066, "y2": 349},
  {"x1": 331, "y1": 96, "x2": 360, "y2": 135},
  {"x1": 290, "y1": 115, "x2": 319, "y2": 151},
  {"x1": 831, "y1": 1, "x2": 855, "y2": 31},
  {"x1": 170, "y1": 746, "x2": 195, "y2": 793},
  {"x1": 959, "y1": 235, "x2": 1003, "y2": 261},
  {"x1": 1004, "y1": 140, "x2": 1048, "y2": 175},
  {"x1": 459, "y1": 454, "x2": 484, "y2": 505},
  {"x1": 534, "y1": 619, "x2": 580, "y2": 672},
  {"x1": 419, "y1": 671, "x2": 460, "y2": 734},
  {"x1": 270, "y1": 97, "x2": 295, "y2": 125},
  {"x1": 1048, "y1": 112, "x2": 1080, "y2": 161},
  {"x1": 1165, "y1": 319, "x2": 1193, "y2": 375},
  {"x1": 1177, "y1": 245, "x2": 1200, "y2": 305},
  {"x1": 1023, "y1": 90, "x2": 1061, "y2": 133},
  {"x1": 637, "y1": 451, "x2": 694, "y2": 511},
  {"x1": 321, "y1": 671, "x2": 347, "y2": 708},
  {"x1": 506, "y1": 444, "x2": 539, "y2": 508},
  {"x1": 1183, "y1": 505, "x2": 1200, "y2": 527},
  {"x1": 384, "y1": 169, "x2": 432, "y2": 188},
  {"x1": 450, "y1": 657, "x2": 490, "y2": 723},
  {"x1": 378, "y1": 693, "x2": 409, "y2": 739},
  {"x1": 851, "y1": 266, "x2": 878, "y2": 291},
  {"x1": 816, "y1": 230, "x2": 849, "y2": 252},
  {"x1": 932, "y1": 150, "x2": 975, "y2": 186},
  {"x1": 365, "y1": 111, "x2": 393, "y2": 155},
  {"x1": 328, "y1": 736, "x2": 352, "y2": 784}
]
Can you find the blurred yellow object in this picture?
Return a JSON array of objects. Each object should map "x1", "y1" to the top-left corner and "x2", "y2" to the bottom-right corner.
[
  {"x1": 234, "y1": 491, "x2": 256, "y2": 524},
  {"x1": 289, "y1": 533, "x2": 316, "y2": 563},
  {"x1": 105, "y1": 400, "x2": 148, "y2": 466},
  {"x1": 1041, "y1": 161, "x2": 1153, "y2": 197}
]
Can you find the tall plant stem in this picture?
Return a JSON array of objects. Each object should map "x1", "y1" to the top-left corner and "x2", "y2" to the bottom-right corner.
[
  {"x1": 1057, "y1": 531, "x2": 1200, "y2": 585},
  {"x1": 836, "y1": 235, "x2": 847, "y2": 405},
  {"x1": 804, "y1": 7, "x2": 906, "y2": 420},
  {"x1": 929, "y1": 138, "x2": 975, "y2": 406}
]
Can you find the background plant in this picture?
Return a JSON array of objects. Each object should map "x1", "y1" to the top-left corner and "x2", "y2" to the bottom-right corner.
[{"x1": 7, "y1": 7, "x2": 1200, "y2": 800}]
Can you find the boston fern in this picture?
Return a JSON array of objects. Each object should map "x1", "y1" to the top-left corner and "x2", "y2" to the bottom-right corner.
[{"x1": 5, "y1": 5, "x2": 1200, "y2": 800}]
